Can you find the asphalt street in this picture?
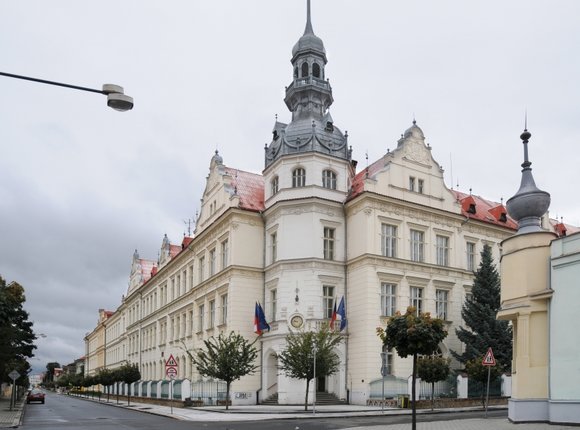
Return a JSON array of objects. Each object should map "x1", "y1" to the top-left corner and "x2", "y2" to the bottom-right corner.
[{"x1": 21, "y1": 391, "x2": 513, "y2": 430}]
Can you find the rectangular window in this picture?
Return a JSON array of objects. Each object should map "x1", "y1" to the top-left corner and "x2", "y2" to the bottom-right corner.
[
  {"x1": 270, "y1": 289, "x2": 277, "y2": 321},
  {"x1": 209, "y1": 249, "x2": 216, "y2": 276},
  {"x1": 271, "y1": 232, "x2": 277, "y2": 263},
  {"x1": 410, "y1": 286, "x2": 423, "y2": 315},
  {"x1": 322, "y1": 170, "x2": 337, "y2": 190},
  {"x1": 221, "y1": 240, "x2": 229, "y2": 269},
  {"x1": 381, "y1": 224, "x2": 397, "y2": 258},
  {"x1": 271, "y1": 176, "x2": 279, "y2": 195},
  {"x1": 436, "y1": 289, "x2": 448, "y2": 320},
  {"x1": 418, "y1": 179, "x2": 424, "y2": 194},
  {"x1": 171, "y1": 278, "x2": 176, "y2": 301},
  {"x1": 323, "y1": 285, "x2": 335, "y2": 319},
  {"x1": 199, "y1": 256, "x2": 205, "y2": 282},
  {"x1": 410, "y1": 229, "x2": 424, "y2": 262},
  {"x1": 292, "y1": 168, "x2": 306, "y2": 187},
  {"x1": 182, "y1": 270, "x2": 186, "y2": 293},
  {"x1": 189, "y1": 265, "x2": 194, "y2": 290},
  {"x1": 466, "y1": 242, "x2": 476, "y2": 271},
  {"x1": 198, "y1": 304, "x2": 205, "y2": 332},
  {"x1": 323, "y1": 227, "x2": 335, "y2": 260},
  {"x1": 188, "y1": 310, "x2": 193, "y2": 335},
  {"x1": 409, "y1": 176, "x2": 416, "y2": 191},
  {"x1": 436, "y1": 235, "x2": 449, "y2": 266},
  {"x1": 381, "y1": 345, "x2": 394, "y2": 375},
  {"x1": 176, "y1": 275, "x2": 181, "y2": 296},
  {"x1": 381, "y1": 283, "x2": 397, "y2": 316},
  {"x1": 209, "y1": 300, "x2": 215, "y2": 329},
  {"x1": 221, "y1": 294, "x2": 228, "y2": 325}
]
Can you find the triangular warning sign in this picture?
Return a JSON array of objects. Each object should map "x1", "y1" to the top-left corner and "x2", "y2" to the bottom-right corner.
[
  {"x1": 482, "y1": 347, "x2": 496, "y2": 366},
  {"x1": 165, "y1": 354, "x2": 178, "y2": 367}
]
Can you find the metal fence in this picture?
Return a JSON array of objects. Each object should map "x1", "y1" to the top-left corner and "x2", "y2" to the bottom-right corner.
[
  {"x1": 369, "y1": 376, "x2": 409, "y2": 398},
  {"x1": 418, "y1": 379, "x2": 453, "y2": 399},
  {"x1": 189, "y1": 380, "x2": 227, "y2": 405},
  {"x1": 468, "y1": 377, "x2": 501, "y2": 398}
]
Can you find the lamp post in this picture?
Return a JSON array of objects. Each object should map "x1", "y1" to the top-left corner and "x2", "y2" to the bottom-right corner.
[
  {"x1": 0, "y1": 71, "x2": 133, "y2": 111},
  {"x1": 380, "y1": 351, "x2": 387, "y2": 414},
  {"x1": 312, "y1": 343, "x2": 318, "y2": 415}
]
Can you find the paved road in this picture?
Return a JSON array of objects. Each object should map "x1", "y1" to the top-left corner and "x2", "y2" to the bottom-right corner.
[{"x1": 21, "y1": 391, "x2": 516, "y2": 430}]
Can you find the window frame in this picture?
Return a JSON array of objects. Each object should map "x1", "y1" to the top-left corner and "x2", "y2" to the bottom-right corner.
[
  {"x1": 436, "y1": 235, "x2": 450, "y2": 266},
  {"x1": 322, "y1": 285, "x2": 335, "y2": 319},
  {"x1": 323, "y1": 227, "x2": 335, "y2": 260},
  {"x1": 271, "y1": 176, "x2": 279, "y2": 195},
  {"x1": 466, "y1": 241, "x2": 476, "y2": 271},
  {"x1": 322, "y1": 169, "x2": 337, "y2": 190},
  {"x1": 381, "y1": 224, "x2": 397, "y2": 258},
  {"x1": 381, "y1": 282, "x2": 397, "y2": 317},
  {"x1": 410, "y1": 229, "x2": 425, "y2": 262},
  {"x1": 292, "y1": 167, "x2": 306, "y2": 188},
  {"x1": 410, "y1": 286, "x2": 423, "y2": 315},
  {"x1": 435, "y1": 289, "x2": 448, "y2": 320}
]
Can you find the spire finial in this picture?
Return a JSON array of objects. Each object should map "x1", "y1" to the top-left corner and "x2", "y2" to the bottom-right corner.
[{"x1": 304, "y1": 0, "x2": 314, "y2": 35}]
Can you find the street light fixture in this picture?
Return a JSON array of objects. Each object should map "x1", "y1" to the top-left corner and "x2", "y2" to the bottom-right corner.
[{"x1": 0, "y1": 71, "x2": 134, "y2": 112}]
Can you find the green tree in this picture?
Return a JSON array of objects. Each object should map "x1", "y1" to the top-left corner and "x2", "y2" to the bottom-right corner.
[
  {"x1": 116, "y1": 362, "x2": 141, "y2": 405},
  {"x1": 417, "y1": 356, "x2": 450, "y2": 410},
  {"x1": 96, "y1": 368, "x2": 115, "y2": 401},
  {"x1": 187, "y1": 331, "x2": 258, "y2": 410},
  {"x1": 377, "y1": 307, "x2": 447, "y2": 430},
  {"x1": 0, "y1": 276, "x2": 36, "y2": 385},
  {"x1": 278, "y1": 325, "x2": 343, "y2": 411},
  {"x1": 453, "y1": 244, "x2": 512, "y2": 372},
  {"x1": 44, "y1": 362, "x2": 61, "y2": 383},
  {"x1": 465, "y1": 359, "x2": 502, "y2": 406}
]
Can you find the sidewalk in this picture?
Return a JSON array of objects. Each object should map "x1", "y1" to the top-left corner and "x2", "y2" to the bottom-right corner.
[{"x1": 0, "y1": 397, "x2": 25, "y2": 428}]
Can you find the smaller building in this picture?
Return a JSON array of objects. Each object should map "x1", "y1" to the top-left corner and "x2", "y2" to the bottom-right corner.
[{"x1": 498, "y1": 128, "x2": 580, "y2": 425}]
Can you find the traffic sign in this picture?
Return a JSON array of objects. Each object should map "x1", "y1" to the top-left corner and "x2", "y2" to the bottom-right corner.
[
  {"x1": 166, "y1": 366, "x2": 178, "y2": 379},
  {"x1": 165, "y1": 354, "x2": 178, "y2": 367},
  {"x1": 482, "y1": 347, "x2": 496, "y2": 366},
  {"x1": 8, "y1": 370, "x2": 20, "y2": 381}
]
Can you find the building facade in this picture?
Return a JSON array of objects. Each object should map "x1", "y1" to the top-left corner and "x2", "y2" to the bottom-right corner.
[{"x1": 84, "y1": 2, "x2": 535, "y2": 405}]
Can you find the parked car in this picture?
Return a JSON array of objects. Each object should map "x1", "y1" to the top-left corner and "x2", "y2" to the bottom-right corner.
[{"x1": 26, "y1": 389, "x2": 45, "y2": 404}]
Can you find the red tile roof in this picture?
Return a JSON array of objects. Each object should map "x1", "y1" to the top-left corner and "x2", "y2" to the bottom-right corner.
[
  {"x1": 452, "y1": 190, "x2": 518, "y2": 230},
  {"x1": 349, "y1": 158, "x2": 384, "y2": 199},
  {"x1": 225, "y1": 167, "x2": 265, "y2": 211},
  {"x1": 138, "y1": 258, "x2": 157, "y2": 284},
  {"x1": 182, "y1": 236, "x2": 194, "y2": 248},
  {"x1": 169, "y1": 245, "x2": 181, "y2": 259}
]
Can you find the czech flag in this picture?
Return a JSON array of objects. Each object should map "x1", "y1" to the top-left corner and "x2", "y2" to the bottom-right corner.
[
  {"x1": 337, "y1": 296, "x2": 347, "y2": 331},
  {"x1": 254, "y1": 302, "x2": 270, "y2": 335}
]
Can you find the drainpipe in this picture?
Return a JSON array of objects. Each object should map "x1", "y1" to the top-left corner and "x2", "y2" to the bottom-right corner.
[
  {"x1": 258, "y1": 210, "x2": 267, "y2": 404},
  {"x1": 343, "y1": 201, "x2": 349, "y2": 403}
]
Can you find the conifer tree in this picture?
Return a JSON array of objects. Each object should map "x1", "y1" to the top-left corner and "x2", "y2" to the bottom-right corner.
[
  {"x1": 453, "y1": 244, "x2": 512, "y2": 372},
  {"x1": 0, "y1": 276, "x2": 36, "y2": 385}
]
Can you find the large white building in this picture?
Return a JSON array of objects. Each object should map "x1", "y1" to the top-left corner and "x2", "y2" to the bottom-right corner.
[{"x1": 85, "y1": 1, "x2": 532, "y2": 405}]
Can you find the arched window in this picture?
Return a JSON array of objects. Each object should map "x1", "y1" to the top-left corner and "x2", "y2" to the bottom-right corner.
[
  {"x1": 312, "y1": 62, "x2": 321, "y2": 78},
  {"x1": 271, "y1": 176, "x2": 279, "y2": 195},
  {"x1": 294, "y1": 66, "x2": 298, "y2": 78},
  {"x1": 292, "y1": 168, "x2": 306, "y2": 187},
  {"x1": 301, "y1": 62, "x2": 309, "y2": 78},
  {"x1": 322, "y1": 169, "x2": 337, "y2": 190}
]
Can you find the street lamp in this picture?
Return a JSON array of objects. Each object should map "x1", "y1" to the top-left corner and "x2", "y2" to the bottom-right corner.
[
  {"x1": 312, "y1": 344, "x2": 318, "y2": 415},
  {"x1": 0, "y1": 71, "x2": 134, "y2": 111}
]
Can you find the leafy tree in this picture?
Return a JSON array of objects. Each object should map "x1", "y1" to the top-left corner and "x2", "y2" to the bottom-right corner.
[
  {"x1": 417, "y1": 356, "x2": 450, "y2": 410},
  {"x1": 44, "y1": 362, "x2": 61, "y2": 383},
  {"x1": 187, "y1": 331, "x2": 258, "y2": 410},
  {"x1": 465, "y1": 359, "x2": 503, "y2": 407},
  {"x1": 377, "y1": 307, "x2": 447, "y2": 430},
  {"x1": 278, "y1": 325, "x2": 343, "y2": 411},
  {"x1": 453, "y1": 244, "x2": 512, "y2": 372},
  {"x1": 96, "y1": 368, "x2": 115, "y2": 401},
  {"x1": 0, "y1": 276, "x2": 36, "y2": 385},
  {"x1": 116, "y1": 362, "x2": 141, "y2": 405}
]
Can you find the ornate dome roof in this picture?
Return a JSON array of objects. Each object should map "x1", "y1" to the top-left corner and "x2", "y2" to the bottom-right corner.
[
  {"x1": 506, "y1": 129, "x2": 551, "y2": 234},
  {"x1": 292, "y1": 0, "x2": 326, "y2": 58}
]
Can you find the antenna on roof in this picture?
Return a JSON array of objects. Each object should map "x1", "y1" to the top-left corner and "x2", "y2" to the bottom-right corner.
[
  {"x1": 450, "y1": 153, "x2": 454, "y2": 190},
  {"x1": 275, "y1": 113, "x2": 278, "y2": 121},
  {"x1": 183, "y1": 218, "x2": 195, "y2": 237},
  {"x1": 365, "y1": 151, "x2": 369, "y2": 178}
]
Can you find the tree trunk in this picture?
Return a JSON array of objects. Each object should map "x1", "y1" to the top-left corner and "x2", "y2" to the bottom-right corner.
[
  {"x1": 431, "y1": 382, "x2": 434, "y2": 411},
  {"x1": 412, "y1": 353, "x2": 417, "y2": 430},
  {"x1": 226, "y1": 382, "x2": 230, "y2": 410},
  {"x1": 304, "y1": 379, "x2": 310, "y2": 411}
]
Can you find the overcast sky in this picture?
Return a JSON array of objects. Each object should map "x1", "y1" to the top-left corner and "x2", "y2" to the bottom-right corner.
[{"x1": 1, "y1": 1, "x2": 579, "y2": 374}]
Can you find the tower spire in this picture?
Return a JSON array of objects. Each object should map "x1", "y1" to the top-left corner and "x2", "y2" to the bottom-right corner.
[{"x1": 304, "y1": 0, "x2": 314, "y2": 35}]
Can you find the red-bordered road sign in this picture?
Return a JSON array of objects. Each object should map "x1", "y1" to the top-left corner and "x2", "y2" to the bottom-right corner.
[
  {"x1": 165, "y1": 354, "x2": 178, "y2": 367},
  {"x1": 482, "y1": 347, "x2": 496, "y2": 366},
  {"x1": 166, "y1": 366, "x2": 178, "y2": 379}
]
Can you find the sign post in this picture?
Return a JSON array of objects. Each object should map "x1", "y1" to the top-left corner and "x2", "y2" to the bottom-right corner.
[
  {"x1": 8, "y1": 370, "x2": 20, "y2": 411},
  {"x1": 482, "y1": 347, "x2": 496, "y2": 418},
  {"x1": 165, "y1": 354, "x2": 178, "y2": 414},
  {"x1": 380, "y1": 352, "x2": 387, "y2": 414}
]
